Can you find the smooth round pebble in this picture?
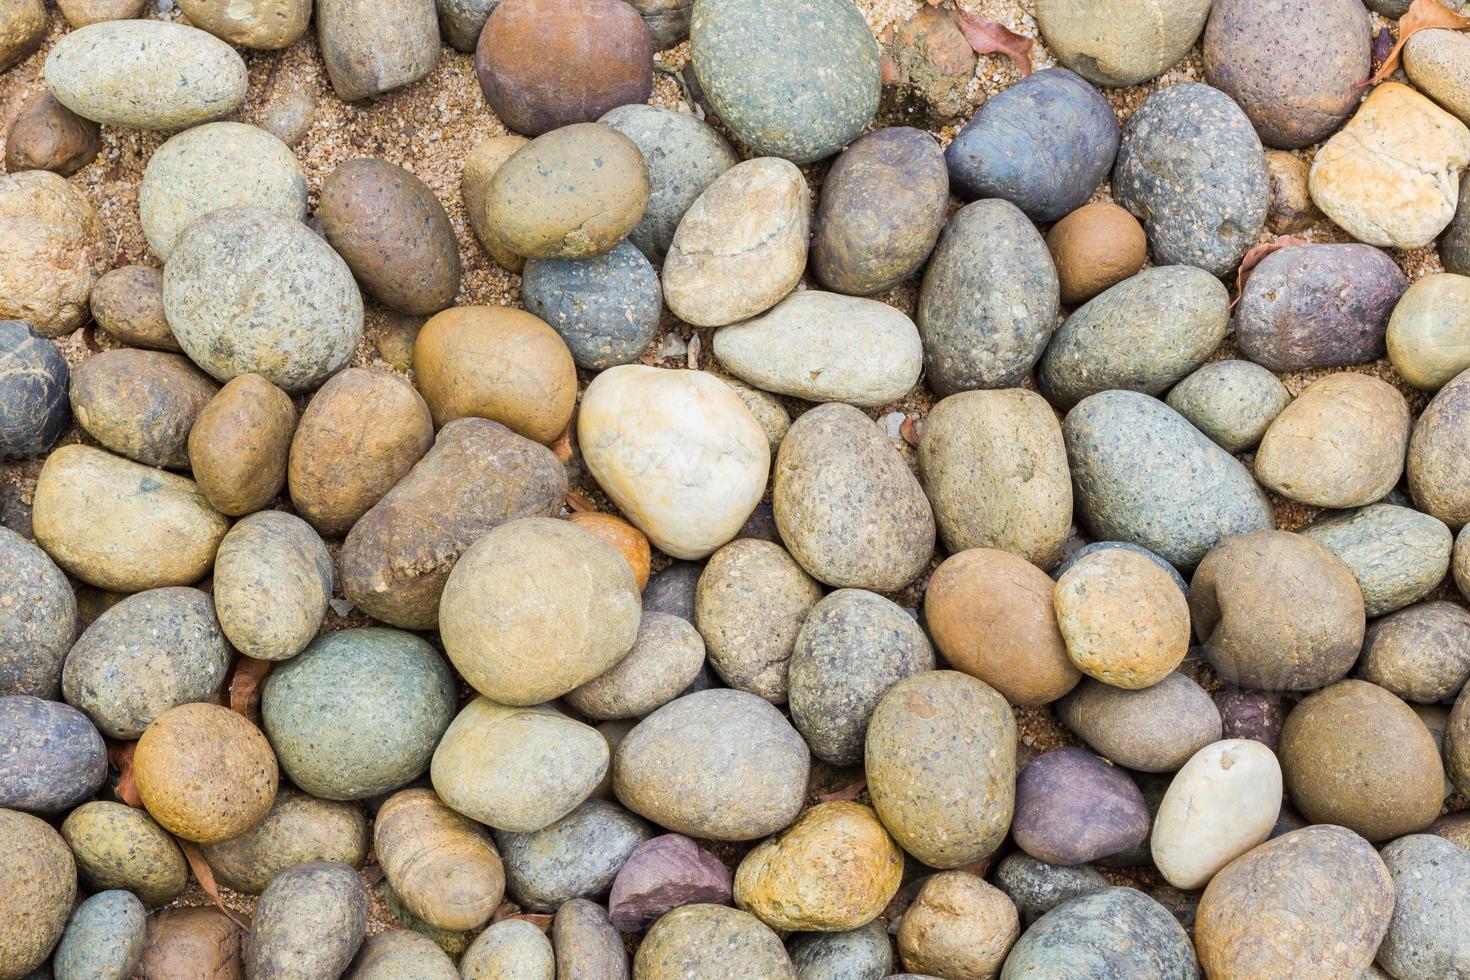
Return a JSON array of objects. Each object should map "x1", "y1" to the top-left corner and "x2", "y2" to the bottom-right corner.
[
  {"x1": 1151, "y1": 739, "x2": 1282, "y2": 890},
  {"x1": 212, "y1": 512, "x2": 331, "y2": 662},
  {"x1": 1388, "y1": 272, "x2": 1470, "y2": 392},
  {"x1": 634, "y1": 905, "x2": 794, "y2": 980},
  {"x1": 347, "y1": 929, "x2": 459, "y2": 980},
  {"x1": 1059, "y1": 672, "x2": 1222, "y2": 773},
  {"x1": 1054, "y1": 548, "x2": 1190, "y2": 689},
  {"x1": 202, "y1": 789, "x2": 368, "y2": 896},
  {"x1": 567, "y1": 612, "x2": 704, "y2": 720},
  {"x1": 1165, "y1": 359, "x2": 1291, "y2": 453},
  {"x1": 897, "y1": 872, "x2": 1019, "y2": 980},
  {"x1": 1045, "y1": 202, "x2": 1147, "y2": 307},
  {"x1": 53, "y1": 890, "x2": 146, "y2": 980},
  {"x1": 788, "y1": 922, "x2": 892, "y2": 980},
  {"x1": 1410, "y1": 366, "x2": 1470, "y2": 529},
  {"x1": 4, "y1": 90, "x2": 99, "y2": 179},
  {"x1": 1013, "y1": 747, "x2": 1150, "y2": 866},
  {"x1": 1000, "y1": 887, "x2": 1198, "y2": 978},
  {"x1": 69, "y1": 349, "x2": 217, "y2": 470},
  {"x1": 1035, "y1": 0, "x2": 1210, "y2": 86},
  {"x1": 187, "y1": 373, "x2": 296, "y2": 517},
  {"x1": 245, "y1": 863, "x2": 367, "y2": 980},
  {"x1": 550, "y1": 899, "x2": 627, "y2": 979},
  {"x1": 497, "y1": 799, "x2": 650, "y2": 912},
  {"x1": 61, "y1": 802, "x2": 188, "y2": 907},
  {"x1": 460, "y1": 919, "x2": 554, "y2": 980},
  {"x1": 317, "y1": 0, "x2": 439, "y2": 101},
  {"x1": 1361, "y1": 601, "x2": 1470, "y2": 704},
  {"x1": 177, "y1": 0, "x2": 311, "y2": 48}
]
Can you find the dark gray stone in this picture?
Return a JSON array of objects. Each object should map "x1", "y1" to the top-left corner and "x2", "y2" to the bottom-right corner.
[
  {"x1": 437, "y1": 0, "x2": 499, "y2": 51},
  {"x1": 0, "y1": 527, "x2": 75, "y2": 699},
  {"x1": 642, "y1": 561, "x2": 703, "y2": 622},
  {"x1": 496, "y1": 799, "x2": 652, "y2": 912},
  {"x1": 992, "y1": 853, "x2": 1108, "y2": 927},
  {"x1": 1012, "y1": 747, "x2": 1150, "y2": 866},
  {"x1": 0, "y1": 320, "x2": 68, "y2": 459},
  {"x1": 946, "y1": 67, "x2": 1119, "y2": 222},
  {"x1": 522, "y1": 240, "x2": 661, "y2": 370},
  {"x1": 788, "y1": 921, "x2": 892, "y2": 980},
  {"x1": 1113, "y1": 82, "x2": 1268, "y2": 278},
  {"x1": 999, "y1": 887, "x2": 1200, "y2": 979},
  {"x1": 0, "y1": 696, "x2": 105, "y2": 814}
]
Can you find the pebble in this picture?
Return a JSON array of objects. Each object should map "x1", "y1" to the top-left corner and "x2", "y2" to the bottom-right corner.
[
  {"x1": 1377, "y1": 834, "x2": 1470, "y2": 980},
  {"x1": 349, "y1": 929, "x2": 460, "y2": 979},
  {"x1": 319, "y1": 158, "x2": 461, "y2": 315},
  {"x1": 992, "y1": 854, "x2": 1107, "y2": 927},
  {"x1": 4, "y1": 90, "x2": 100, "y2": 177},
  {"x1": 787, "y1": 924, "x2": 889, "y2": 979},
  {"x1": 212, "y1": 512, "x2": 331, "y2": 661},
  {"x1": 44, "y1": 21, "x2": 247, "y2": 129},
  {"x1": 722, "y1": 386, "x2": 785, "y2": 452},
  {"x1": 432, "y1": 698, "x2": 608, "y2": 832},
  {"x1": 787, "y1": 589, "x2": 933, "y2": 766},
  {"x1": 1265, "y1": 149, "x2": 1321, "y2": 232},
  {"x1": 61, "y1": 586, "x2": 230, "y2": 740},
  {"x1": 254, "y1": 77, "x2": 317, "y2": 147},
  {"x1": 881, "y1": 5, "x2": 976, "y2": 126},
  {"x1": 372, "y1": 788, "x2": 502, "y2": 930},
  {"x1": 61, "y1": 802, "x2": 187, "y2": 906},
  {"x1": 924, "y1": 548, "x2": 1080, "y2": 706},
  {"x1": 1112, "y1": 81, "x2": 1272, "y2": 276},
  {"x1": 163, "y1": 207, "x2": 363, "y2": 393},
  {"x1": 1405, "y1": 28, "x2": 1470, "y2": 126},
  {"x1": 0, "y1": 0, "x2": 44, "y2": 72},
  {"x1": 865, "y1": 671, "x2": 1015, "y2": 869},
  {"x1": 0, "y1": 810, "x2": 75, "y2": 979},
  {"x1": 317, "y1": 0, "x2": 438, "y2": 100},
  {"x1": 53, "y1": 890, "x2": 146, "y2": 980},
  {"x1": 0, "y1": 170, "x2": 109, "y2": 338},
  {"x1": 1236, "y1": 244, "x2": 1407, "y2": 371},
  {"x1": 202, "y1": 789, "x2": 368, "y2": 895},
  {"x1": 567, "y1": 612, "x2": 705, "y2": 719},
  {"x1": 1300, "y1": 504, "x2": 1452, "y2": 618},
  {"x1": 1202, "y1": 0, "x2": 1370, "y2": 149},
  {"x1": 1214, "y1": 689, "x2": 1284, "y2": 750},
  {"x1": 177, "y1": 0, "x2": 310, "y2": 48},
  {"x1": 946, "y1": 68, "x2": 1118, "y2": 222},
  {"x1": 1310, "y1": 82, "x2": 1470, "y2": 249},
  {"x1": 662, "y1": 157, "x2": 811, "y2": 327},
  {"x1": 1281, "y1": 680, "x2": 1444, "y2": 842},
  {"x1": 0, "y1": 528, "x2": 74, "y2": 700},
  {"x1": 522, "y1": 241, "x2": 661, "y2": 370},
  {"x1": 1150, "y1": 739, "x2": 1282, "y2": 890},
  {"x1": 1388, "y1": 272, "x2": 1470, "y2": 391},
  {"x1": 916, "y1": 198, "x2": 1058, "y2": 395},
  {"x1": 551, "y1": 900, "x2": 628, "y2": 979},
  {"x1": 140, "y1": 122, "x2": 307, "y2": 262},
  {"x1": 1045, "y1": 202, "x2": 1147, "y2": 307},
  {"x1": 634, "y1": 905, "x2": 795, "y2": 980},
  {"x1": 1449, "y1": 685, "x2": 1470, "y2": 796},
  {"x1": 1361, "y1": 601, "x2": 1470, "y2": 703},
  {"x1": 568, "y1": 512, "x2": 653, "y2": 589},
  {"x1": 187, "y1": 374, "x2": 295, "y2": 517},
  {"x1": 628, "y1": 0, "x2": 689, "y2": 48},
  {"x1": 440, "y1": 517, "x2": 638, "y2": 703},
  {"x1": 0, "y1": 320, "x2": 69, "y2": 459},
  {"x1": 613, "y1": 689, "x2": 810, "y2": 840},
  {"x1": 1459, "y1": 524, "x2": 1470, "y2": 599},
  {"x1": 608, "y1": 834, "x2": 731, "y2": 932},
  {"x1": 1254, "y1": 372, "x2": 1410, "y2": 508},
  {"x1": 0, "y1": 696, "x2": 105, "y2": 813},
  {"x1": 1012, "y1": 747, "x2": 1149, "y2": 866},
  {"x1": 262, "y1": 627, "x2": 456, "y2": 799},
  {"x1": 1034, "y1": 0, "x2": 1210, "y2": 86},
  {"x1": 1195, "y1": 826, "x2": 1392, "y2": 978},
  {"x1": 460, "y1": 919, "x2": 554, "y2": 980},
  {"x1": 89, "y1": 265, "x2": 178, "y2": 352},
  {"x1": 812, "y1": 127, "x2": 948, "y2": 295},
  {"x1": 413, "y1": 306, "x2": 576, "y2": 444},
  {"x1": 435, "y1": 0, "x2": 496, "y2": 51},
  {"x1": 461, "y1": 134, "x2": 529, "y2": 272},
  {"x1": 1000, "y1": 887, "x2": 1198, "y2": 978},
  {"x1": 1064, "y1": 390, "x2": 1274, "y2": 568},
  {"x1": 136, "y1": 907, "x2": 243, "y2": 979},
  {"x1": 487, "y1": 123, "x2": 648, "y2": 260},
  {"x1": 599, "y1": 104, "x2": 739, "y2": 265},
  {"x1": 133, "y1": 702, "x2": 278, "y2": 844},
  {"x1": 897, "y1": 873, "x2": 1018, "y2": 980},
  {"x1": 1054, "y1": 547, "x2": 1190, "y2": 689},
  {"x1": 496, "y1": 799, "x2": 650, "y2": 912},
  {"x1": 1410, "y1": 366, "x2": 1470, "y2": 528},
  {"x1": 1058, "y1": 672, "x2": 1221, "y2": 773},
  {"x1": 1164, "y1": 360, "x2": 1291, "y2": 453},
  {"x1": 245, "y1": 863, "x2": 368, "y2": 979},
  {"x1": 32, "y1": 445, "x2": 230, "y2": 592},
  {"x1": 69, "y1": 349, "x2": 218, "y2": 470},
  {"x1": 1191, "y1": 530, "x2": 1365, "y2": 691},
  {"x1": 776, "y1": 402, "x2": 935, "y2": 590},
  {"x1": 476, "y1": 0, "x2": 652, "y2": 136},
  {"x1": 579, "y1": 366, "x2": 769, "y2": 559},
  {"x1": 691, "y1": 0, "x2": 878, "y2": 163},
  {"x1": 288, "y1": 367, "x2": 434, "y2": 535},
  {"x1": 1040, "y1": 265, "x2": 1229, "y2": 409}
]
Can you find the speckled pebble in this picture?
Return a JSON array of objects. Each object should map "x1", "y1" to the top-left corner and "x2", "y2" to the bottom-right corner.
[
  {"x1": 1165, "y1": 360, "x2": 1291, "y2": 453},
  {"x1": 496, "y1": 799, "x2": 651, "y2": 912},
  {"x1": 522, "y1": 240, "x2": 661, "y2": 370},
  {"x1": 1300, "y1": 504, "x2": 1452, "y2": 618}
]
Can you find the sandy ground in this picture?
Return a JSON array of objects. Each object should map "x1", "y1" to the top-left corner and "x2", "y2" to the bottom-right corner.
[{"x1": 1, "y1": 0, "x2": 1462, "y2": 948}]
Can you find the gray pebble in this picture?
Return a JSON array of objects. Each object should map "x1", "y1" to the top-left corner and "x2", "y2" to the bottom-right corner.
[
  {"x1": 0, "y1": 321, "x2": 69, "y2": 459},
  {"x1": 992, "y1": 853, "x2": 1108, "y2": 927},
  {"x1": 0, "y1": 696, "x2": 106, "y2": 814},
  {"x1": 999, "y1": 887, "x2": 1199, "y2": 979},
  {"x1": 1377, "y1": 834, "x2": 1470, "y2": 980},
  {"x1": 0, "y1": 527, "x2": 75, "y2": 698},
  {"x1": 1165, "y1": 360, "x2": 1291, "y2": 453},
  {"x1": 522, "y1": 240, "x2": 661, "y2": 370},
  {"x1": 53, "y1": 890, "x2": 146, "y2": 980},
  {"x1": 1300, "y1": 504, "x2": 1452, "y2": 617},
  {"x1": 495, "y1": 799, "x2": 651, "y2": 912},
  {"x1": 788, "y1": 921, "x2": 892, "y2": 980}
]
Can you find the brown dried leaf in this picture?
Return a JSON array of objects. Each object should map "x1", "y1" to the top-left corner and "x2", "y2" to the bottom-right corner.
[
  {"x1": 228, "y1": 656, "x2": 273, "y2": 723},
  {"x1": 1231, "y1": 235, "x2": 1308, "y2": 309},
  {"x1": 899, "y1": 417, "x2": 923, "y2": 447},
  {"x1": 1368, "y1": 0, "x2": 1470, "y2": 85},
  {"x1": 491, "y1": 902, "x2": 553, "y2": 932},
  {"x1": 107, "y1": 741, "x2": 141, "y2": 807},
  {"x1": 565, "y1": 489, "x2": 597, "y2": 513},
  {"x1": 821, "y1": 779, "x2": 867, "y2": 802},
  {"x1": 363, "y1": 862, "x2": 385, "y2": 887},
  {"x1": 180, "y1": 840, "x2": 250, "y2": 930},
  {"x1": 954, "y1": 9, "x2": 1034, "y2": 76}
]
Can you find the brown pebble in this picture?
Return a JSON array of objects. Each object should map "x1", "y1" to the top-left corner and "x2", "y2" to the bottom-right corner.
[
  {"x1": 138, "y1": 908, "x2": 243, "y2": 980},
  {"x1": 4, "y1": 90, "x2": 100, "y2": 177},
  {"x1": 568, "y1": 512, "x2": 652, "y2": 589},
  {"x1": 89, "y1": 265, "x2": 180, "y2": 352},
  {"x1": 1045, "y1": 202, "x2": 1147, "y2": 307},
  {"x1": 1265, "y1": 150, "x2": 1320, "y2": 233},
  {"x1": 188, "y1": 373, "x2": 297, "y2": 517}
]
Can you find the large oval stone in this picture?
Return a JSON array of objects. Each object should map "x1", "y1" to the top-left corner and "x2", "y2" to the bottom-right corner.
[
  {"x1": 1151, "y1": 739, "x2": 1282, "y2": 890},
  {"x1": 1300, "y1": 503, "x2": 1452, "y2": 618},
  {"x1": 0, "y1": 695, "x2": 106, "y2": 813},
  {"x1": 69, "y1": 349, "x2": 218, "y2": 470},
  {"x1": 1387, "y1": 272, "x2": 1470, "y2": 392},
  {"x1": 0, "y1": 810, "x2": 77, "y2": 979},
  {"x1": 579, "y1": 366, "x2": 769, "y2": 560},
  {"x1": 1409, "y1": 362, "x2": 1470, "y2": 529},
  {"x1": 1058, "y1": 672, "x2": 1222, "y2": 773},
  {"x1": 1377, "y1": 834, "x2": 1470, "y2": 980},
  {"x1": 1034, "y1": 0, "x2": 1210, "y2": 87},
  {"x1": 0, "y1": 527, "x2": 75, "y2": 699},
  {"x1": 690, "y1": 0, "x2": 879, "y2": 164},
  {"x1": 1063, "y1": 390, "x2": 1273, "y2": 569}
]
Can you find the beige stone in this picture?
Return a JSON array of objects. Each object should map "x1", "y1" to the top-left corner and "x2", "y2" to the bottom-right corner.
[
  {"x1": 1053, "y1": 548, "x2": 1190, "y2": 689},
  {"x1": 1405, "y1": 29, "x2": 1470, "y2": 126},
  {"x1": 1387, "y1": 272, "x2": 1470, "y2": 391},
  {"x1": 176, "y1": 0, "x2": 310, "y2": 49},
  {"x1": 898, "y1": 872, "x2": 1019, "y2": 980},
  {"x1": 1151, "y1": 739, "x2": 1282, "y2": 890},
  {"x1": 0, "y1": 170, "x2": 109, "y2": 337},
  {"x1": 462, "y1": 135, "x2": 530, "y2": 273}
]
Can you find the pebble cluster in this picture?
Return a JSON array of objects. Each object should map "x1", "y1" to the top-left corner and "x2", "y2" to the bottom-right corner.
[{"x1": 2, "y1": 0, "x2": 1470, "y2": 977}]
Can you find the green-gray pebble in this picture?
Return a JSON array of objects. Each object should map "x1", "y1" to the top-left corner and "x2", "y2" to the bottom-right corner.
[
  {"x1": 212, "y1": 511, "x2": 333, "y2": 662},
  {"x1": 0, "y1": 527, "x2": 76, "y2": 699},
  {"x1": 246, "y1": 863, "x2": 368, "y2": 980},
  {"x1": 495, "y1": 799, "x2": 651, "y2": 912},
  {"x1": 200, "y1": 789, "x2": 369, "y2": 894},
  {"x1": 60, "y1": 802, "x2": 188, "y2": 906},
  {"x1": 347, "y1": 929, "x2": 460, "y2": 980},
  {"x1": 565, "y1": 612, "x2": 706, "y2": 720},
  {"x1": 634, "y1": 904, "x2": 795, "y2": 980},
  {"x1": 1377, "y1": 834, "x2": 1470, "y2": 980},
  {"x1": 53, "y1": 890, "x2": 145, "y2": 980},
  {"x1": 993, "y1": 853, "x2": 1109, "y2": 927},
  {"x1": 1002, "y1": 888, "x2": 1199, "y2": 978},
  {"x1": 1165, "y1": 360, "x2": 1292, "y2": 453},
  {"x1": 460, "y1": 919, "x2": 554, "y2": 980},
  {"x1": 1300, "y1": 504, "x2": 1452, "y2": 617},
  {"x1": 788, "y1": 921, "x2": 893, "y2": 980}
]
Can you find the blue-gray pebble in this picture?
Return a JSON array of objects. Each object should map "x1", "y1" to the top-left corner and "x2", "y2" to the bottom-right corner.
[
  {"x1": 53, "y1": 890, "x2": 146, "y2": 980},
  {"x1": 1064, "y1": 390, "x2": 1273, "y2": 569},
  {"x1": 0, "y1": 320, "x2": 69, "y2": 459},
  {"x1": 916, "y1": 199, "x2": 1059, "y2": 396},
  {"x1": 993, "y1": 852, "x2": 1110, "y2": 927},
  {"x1": 1113, "y1": 82, "x2": 1268, "y2": 278},
  {"x1": 999, "y1": 887, "x2": 1200, "y2": 979},
  {"x1": 261, "y1": 627, "x2": 457, "y2": 800},
  {"x1": 788, "y1": 920, "x2": 892, "y2": 980},
  {"x1": 946, "y1": 68, "x2": 1119, "y2": 222},
  {"x1": 522, "y1": 240, "x2": 662, "y2": 370},
  {"x1": 495, "y1": 799, "x2": 651, "y2": 912},
  {"x1": 0, "y1": 696, "x2": 106, "y2": 814},
  {"x1": 0, "y1": 527, "x2": 76, "y2": 699},
  {"x1": 690, "y1": 0, "x2": 880, "y2": 164}
]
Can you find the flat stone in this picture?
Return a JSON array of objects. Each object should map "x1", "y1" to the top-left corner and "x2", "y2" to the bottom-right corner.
[{"x1": 608, "y1": 834, "x2": 732, "y2": 933}]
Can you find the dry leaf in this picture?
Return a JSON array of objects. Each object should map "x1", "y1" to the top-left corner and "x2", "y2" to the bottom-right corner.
[
  {"x1": 551, "y1": 423, "x2": 573, "y2": 464},
  {"x1": 1368, "y1": 0, "x2": 1470, "y2": 85},
  {"x1": 107, "y1": 741, "x2": 142, "y2": 807},
  {"x1": 954, "y1": 9, "x2": 1034, "y2": 76},
  {"x1": 228, "y1": 655, "x2": 273, "y2": 723},
  {"x1": 899, "y1": 417, "x2": 923, "y2": 447},
  {"x1": 565, "y1": 489, "x2": 597, "y2": 513},
  {"x1": 491, "y1": 902, "x2": 553, "y2": 931},
  {"x1": 363, "y1": 862, "x2": 385, "y2": 887},
  {"x1": 1231, "y1": 235, "x2": 1309, "y2": 309},
  {"x1": 180, "y1": 841, "x2": 250, "y2": 930},
  {"x1": 821, "y1": 779, "x2": 867, "y2": 802}
]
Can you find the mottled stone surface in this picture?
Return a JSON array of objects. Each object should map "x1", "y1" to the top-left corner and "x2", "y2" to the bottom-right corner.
[
  {"x1": 567, "y1": 612, "x2": 706, "y2": 720},
  {"x1": 496, "y1": 799, "x2": 650, "y2": 912},
  {"x1": 245, "y1": 863, "x2": 368, "y2": 979},
  {"x1": 1378, "y1": 834, "x2": 1470, "y2": 980},
  {"x1": 0, "y1": 321, "x2": 68, "y2": 461},
  {"x1": 788, "y1": 922, "x2": 891, "y2": 980},
  {"x1": 1388, "y1": 272, "x2": 1470, "y2": 391},
  {"x1": 137, "y1": 907, "x2": 243, "y2": 979},
  {"x1": 1265, "y1": 149, "x2": 1321, "y2": 233},
  {"x1": 522, "y1": 241, "x2": 661, "y2": 370},
  {"x1": 551, "y1": 899, "x2": 627, "y2": 980},
  {"x1": 897, "y1": 872, "x2": 1018, "y2": 980},
  {"x1": 0, "y1": 170, "x2": 109, "y2": 338},
  {"x1": 0, "y1": 528, "x2": 74, "y2": 699},
  {"x1": 1361, "y1": 601, "x2": 1470, "y2": 704},
  {"x1": 461, "y1": 919, "x2": 554, "y2": 979},
  {"x1": 62, "y1": 802, "x2": 188, "y2": 906},
  {"x1": 1113, "y1": 82, "x2": 1268, "y2": 277},
  {"x1": 1301, "y1": 504, "x2": 1451, "y2": 618},
  {"x1": 1165, "y1": 359, "x2": 1291, "y2": 453},
  {"x1": 0, "y1": 0, "x2": 44, "y2": 72},
  {"x1": 53, "y1": 890, "x2": 146, "y2": 980},
  {"x1": 460, "y1": 134, "x2": 528, "y2": 273},
  {"x1": 1447, "y1": 175, "x2": 1470, "y2": 277},
  {"x1": 69, "y1": 349, "x2": 217, "y2": 470},
  {"x1": 634, "y1": 905, "x2": 794, "y2": 980},
  {"x1": 435, "y1": 0, "x2": 497, "y2": 50},
  {"x1": 0, "y1": 695, "x2": 105, "y2": 813},
  {"x1": 177, "y1": 0, "x2": 310, "y2": 48},
  {"x1": 0, "y1": 810, "x2": 76, "y2": 979},
  {"x1": 1013, "y1": 747, "x2": 1150, "y2": 866},
  {"x1": 608, "y1": 834, "x2": 732, "y2": 932},
  {"x1": 1034, "y1": 0, "x2": 1210, "y2": 87},
  {"x1": 4, "y1": 90, "x2": 100, "y2": 177},
  {"x1": 89, "y1": 266, "x2": 176, "y2": 352},
  {"x1": 203, "y1": 789, "x2": 368, "y2": 896},
  {"x1": 1410, "y1": 366, "x2": 1470, "y2": 529},
  {"x1": 349, "y1": 929, "x2": 459, "y2": 979},
  {"x1": 999, "y1": 887, "x2": 1199, "y2": 978},
  {"x1": 1059, "y1": 672, "x2": 1221, "y2": 773},
  {"x1": 992, "y1": 853, "x2": 1108, "y2": 927},
  {"x1": 318, "y1": 0, "x2": 439, "y2": 100},
  {"x1": 213, "y1": 512, "x2": 331, "y2": 662},
  {"x1": 1055, "y1": 547, "x2": 1190, "y2": 689}
]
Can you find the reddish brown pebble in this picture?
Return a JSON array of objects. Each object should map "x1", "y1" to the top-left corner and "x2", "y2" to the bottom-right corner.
[
  {"x1": 608, "y1": 834, "x2": 733, "y2": 932},
  {"x1": 4, "y1": 90, "x2": 100, "y2": 177}
]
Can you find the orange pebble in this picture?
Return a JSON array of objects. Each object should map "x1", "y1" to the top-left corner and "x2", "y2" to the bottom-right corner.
[{"x1": 568, "y1": 512, "x2": 651, "y2": 589}]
